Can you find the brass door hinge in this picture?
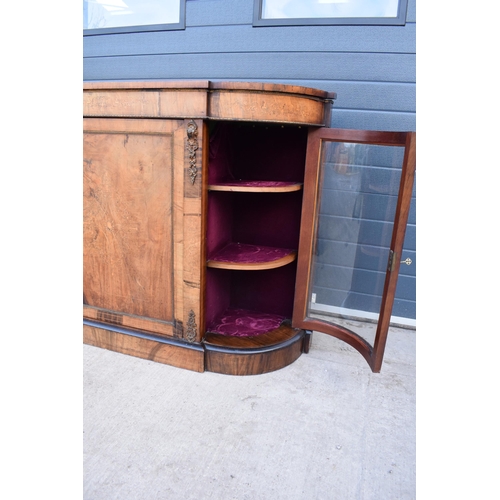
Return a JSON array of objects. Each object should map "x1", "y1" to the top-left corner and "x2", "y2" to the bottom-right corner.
[
  {"x1": 388, "y1": 250, "x2": 397, "y2": 272},
  {"x1": 388, "y1": 250, "x2": 413, "y2": 272}
]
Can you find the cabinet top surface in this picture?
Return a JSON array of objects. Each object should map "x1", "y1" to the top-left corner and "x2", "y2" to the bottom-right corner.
[
  {"x1": 83, "y1": 80, "x2": 336, "y2": 100},
  {"x1": 83, "y1": 81, "x2": 335, "y2": 125}
]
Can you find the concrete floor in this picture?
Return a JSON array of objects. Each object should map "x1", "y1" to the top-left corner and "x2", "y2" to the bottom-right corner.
[{"x1": 83, "y1": 323, "x2": 416, "y2": 500}]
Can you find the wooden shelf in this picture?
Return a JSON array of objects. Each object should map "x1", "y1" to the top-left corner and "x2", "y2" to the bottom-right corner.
[
  {"x1": 208, "y1": 181, "x2": 302, "y2": 193},
  {"x1": 205, "y1": 324, "x2": 298, "y2": 348},
  {"x1": 206, "y1": 243, "x2": 297, "y2": 270}
]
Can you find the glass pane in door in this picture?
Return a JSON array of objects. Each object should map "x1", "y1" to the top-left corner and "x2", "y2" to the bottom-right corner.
[{"x1": 307, "y1": 140, "x2": 405, "y2": 342}]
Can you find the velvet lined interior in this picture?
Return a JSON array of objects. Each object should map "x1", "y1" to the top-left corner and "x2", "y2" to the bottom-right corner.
[
  {"x1": 207, "y1": 191, "x2": 303, "y2": 255},
  {"x1": 205, "y1": 122, "x2": 307, "y2": 337},
  {"x1": 230, "y1": 265, "x2": 297, "y2": 318},
  {"x1": 210, "y1": 180, "x2": 300, "y2": 188},
  {"x1": 207, "y1": 308, "x2": 286, "y2": 337},
  {"x1": 208, "y1": 122, "x2": 308, "y2": 184},
  {"x1": 205, "y1": 265, "x2": 298, "y2": 336}
]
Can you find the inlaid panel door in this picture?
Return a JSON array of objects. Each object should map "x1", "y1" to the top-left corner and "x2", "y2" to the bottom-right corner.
[
  {"x1": 293, "y1": 129, "x2": 416, "y2": 372},
  {"x1": 83, "y1": 117, "x2": 205, "y2": 342}
]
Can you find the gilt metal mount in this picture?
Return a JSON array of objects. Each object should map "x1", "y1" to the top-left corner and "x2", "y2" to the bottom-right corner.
[
  {"x1": 186, "y1": 309, "x2": 197, "y2": 342},
  {"x1": 186, "y1": 120, "x2": 199, "y2": 185}
]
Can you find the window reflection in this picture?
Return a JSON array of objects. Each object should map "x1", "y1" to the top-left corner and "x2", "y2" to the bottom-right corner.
[
  {"x1": 309, "y1": 142, "x2": 404, "y2": 323},
  {"x1": 262, "y1": 0, "x2": 400, "y2": 19},
  {"x1": 83, "y1": 0, "x2": 181, "y2": 30}
]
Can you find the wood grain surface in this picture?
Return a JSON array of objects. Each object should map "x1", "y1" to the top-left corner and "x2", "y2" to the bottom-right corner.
[{"x1": 84, "y1": 323, "x2": 204, "y2": 372}]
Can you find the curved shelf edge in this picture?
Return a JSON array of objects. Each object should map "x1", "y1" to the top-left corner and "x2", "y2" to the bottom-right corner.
[
  {"x1": 207, "y1": 243, "x2": 297, "y2": 271},
  {"x1": 208, "y1": 181, "x2": 303, "y2": 193},
  {"x1": 207, "y1": 252, "x2": 296, "y2": 270}
]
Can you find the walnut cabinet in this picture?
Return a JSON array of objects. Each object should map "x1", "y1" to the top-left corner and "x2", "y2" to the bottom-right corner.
[{"x1": 83, "y1": 81, "x2": 416, "y2": 375}]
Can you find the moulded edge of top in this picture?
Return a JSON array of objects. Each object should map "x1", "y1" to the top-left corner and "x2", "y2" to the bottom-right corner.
[{"x1": 83, "y1": 80, "x2": 335, "y2": 126}]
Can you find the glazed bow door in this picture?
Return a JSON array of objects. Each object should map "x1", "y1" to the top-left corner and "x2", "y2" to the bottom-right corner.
[{"x1": 293, "y1": 129, "x2": 416, "y2": 372}]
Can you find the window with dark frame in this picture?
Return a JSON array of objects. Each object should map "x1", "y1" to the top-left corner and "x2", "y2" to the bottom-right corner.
[
  {"x1": 83, "y1": 0, "x2": 186, "y2": 35},
  {"x1": 253, "y1": 0, "x2": 408, "y2": 26}
]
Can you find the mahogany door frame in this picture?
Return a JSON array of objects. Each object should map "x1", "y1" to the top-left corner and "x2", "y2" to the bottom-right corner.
[{"x1": 293, "y1": 128, "x2": 416, "y2": 372}]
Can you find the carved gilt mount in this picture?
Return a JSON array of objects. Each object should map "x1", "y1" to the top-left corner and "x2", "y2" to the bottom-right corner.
[
  {"x1": 186, "y1": 120, "x2": 199, "y2": 185},
  {"x1": 186, "y1": 310, "x2": 197, "y2": 342}
]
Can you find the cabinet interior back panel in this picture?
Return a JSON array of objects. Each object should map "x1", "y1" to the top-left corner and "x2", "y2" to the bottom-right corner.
[{"x1": 83, "y1": 125, "x2": 174, "y2": 321}]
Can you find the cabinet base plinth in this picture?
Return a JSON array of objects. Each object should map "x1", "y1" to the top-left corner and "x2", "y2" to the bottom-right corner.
[
  {"x1": 203, "y1": 327, "x2": 306, "y2": 375},
  {"x1": 83, "y1": 321, "x2": 307, "y2": 376},
  {"x1": 83, "y1": 321, "x2": 205, "y2": 372}
]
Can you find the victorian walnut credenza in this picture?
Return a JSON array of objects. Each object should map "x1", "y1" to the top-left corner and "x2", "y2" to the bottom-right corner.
[{"x1": 83, "y1": 81, "x2": 415, "y2": 375}]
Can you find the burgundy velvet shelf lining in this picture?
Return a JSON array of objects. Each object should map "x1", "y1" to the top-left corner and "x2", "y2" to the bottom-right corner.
[
  {"x1": 207, "y1": 308, "x2": 286, "y2": 337},
  {"x1": 208, "y1": 242, "x2": 295, "y2": 265},
  {"x1": 209, "y1": 180, "x2": 302, "y2": 190}
]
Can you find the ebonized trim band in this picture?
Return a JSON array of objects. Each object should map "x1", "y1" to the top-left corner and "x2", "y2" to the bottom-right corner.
[
  {"x1": 203, "y1": 330, "x2": 305, "y2": 355},
  {"x1": 83, "y1": 319, "x2": 204, "y2": 352}
]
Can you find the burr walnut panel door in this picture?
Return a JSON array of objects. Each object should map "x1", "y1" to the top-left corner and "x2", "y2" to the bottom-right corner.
[{"x1": 83, "y1": 118, "x2": 202, "y2": 340}]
